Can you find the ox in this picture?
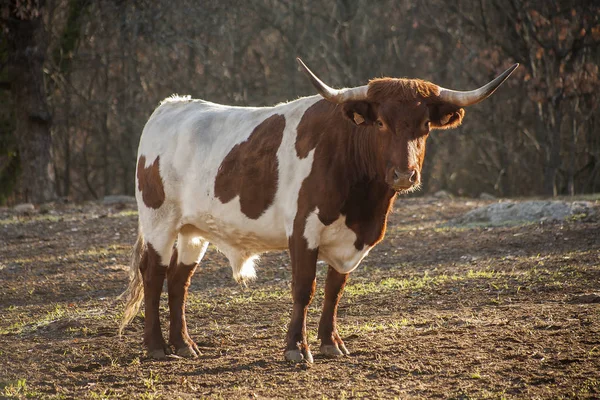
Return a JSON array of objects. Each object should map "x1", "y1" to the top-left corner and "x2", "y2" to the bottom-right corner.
[{"x1": 120, "y1": 58, "x2": 517, "y2": 362}]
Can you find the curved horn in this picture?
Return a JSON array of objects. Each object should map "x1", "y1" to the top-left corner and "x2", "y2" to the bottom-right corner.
[
  {"x1": 438, "y1": 64, "x2": 519, "y2": 107},
  {"x1": 296, "y1": 58, "x2": 368, "y2": 103}
]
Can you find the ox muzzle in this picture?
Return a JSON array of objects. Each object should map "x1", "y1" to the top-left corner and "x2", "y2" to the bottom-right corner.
[{"x1": 386, "y1": 168, "x2": 419, "y2": 191}]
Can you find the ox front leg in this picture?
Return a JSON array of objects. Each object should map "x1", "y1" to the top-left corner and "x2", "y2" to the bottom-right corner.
[
  {"x1": 167, "y1": 249, "x2": 200, "y2": 358},
  {"x1": 284, "y1": 237, "x2": 318, "y2": 363},
  {"x1": 140, "y1": 243, "x2": 170, "y2": 359},
  {"x1": 318, "y1": 266, "x2": 350, "y2": 357}
]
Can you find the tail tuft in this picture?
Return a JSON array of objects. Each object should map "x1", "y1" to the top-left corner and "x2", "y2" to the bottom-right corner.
[{"x1": 118, "y1": 230, "x2": 145, "y2": 336}]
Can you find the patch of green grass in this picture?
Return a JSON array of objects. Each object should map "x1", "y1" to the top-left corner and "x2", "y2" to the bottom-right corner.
[
  {"x1": 345, "y1": 254, "x2": 594, "y2": 300},
  {"x1": 578, "y1": 378, "x2": 600, "y2": 396},
  {"x1": 0, "y1": 320, "x2": 29, "y2": 335},
  {"x1": 111, "y1": 210, "x2": 138, "y2": 218},
  {"x1": 340, "y1": 317, "x2": 420, "y2": 335},
  {"x1": 0, "y1": 302, "x2": 115, "y2": 335},
  {"x1": 228, "y1": 287, "x2": 289, "y2": 303},
  {"x1": 188, "y1": 287, "x2": 290, "y2": 310},
  {"x1": 556, "y1": 193, "x2": 600, "y2": 201},
  {"x1": 88, "y1": 388, "x2": 117, "y2": 399},
  {"x1": 6, "y1": 244, "x2": 129, "y2": 266},
  {"x1": 138, "y1": 392, "x2": 162, "y2": 400},
  {"x1": 1, "y1": 378, "x2": 27, "y2": 397},
  {"x1": 0, "y1": 378, "x2": 42, "y2": 398},
  {"x1": 186, "y1": 296, "x2": 215, "y2": 310},
  {"x1": 345, "y1": 269, "x2": 500, "y2": 298},
  {"x1": 0, "y1": 303, "x2": 68, "y2": 334},
  {"x1": 431, "y1": 225, "x2": 474, "y2": 233},
  {"x1": 143, "y1": 370, "x2": 160, "y2": 391},
  {"x1": 390, "y1": 223, "x2": 434, "y2": 233},
  {"x1": 524, "y1": 263, "x2": 585, "y2": 289},
  {"x1": 130, "y1": 357, "x2": 141, "y2": 366},
  {"x1": 32, "y1": 304, "x2": 67, "y2": 328},
  {"x1": 0, "y1": 214, "x2": 63, "y2": 226},
  {"x1": 466, "y1": 270, "x2": 497, "y2": 279},
  {"x1": 344, "y1": 274, "x2": 436, "y2": 297},
  {"x1": 567, "y1": 213, "x2": 588, "y2": 222}
]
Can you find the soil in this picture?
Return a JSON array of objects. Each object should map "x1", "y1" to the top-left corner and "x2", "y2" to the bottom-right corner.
[{"x1": 0, "y1": 197, "x2": 599, "y2": 399}]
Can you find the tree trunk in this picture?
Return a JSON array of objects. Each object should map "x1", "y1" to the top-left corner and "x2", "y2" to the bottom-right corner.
[
  {"x1": 541, "y1": 97, "x2": 563, "y2": 197},
  {"x1": 8, "y1": 5, "x2": 57, "y2": 204},
  {"x1": 542, "y1": 123, "x2": 562, "y2": 197}
]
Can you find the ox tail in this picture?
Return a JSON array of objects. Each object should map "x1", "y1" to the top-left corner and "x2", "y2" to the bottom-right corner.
[{"x1": 118, "y1": 229, "x2": 145, "y2": 336}]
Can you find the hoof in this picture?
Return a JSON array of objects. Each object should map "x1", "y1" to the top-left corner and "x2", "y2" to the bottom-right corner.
[
  {"x1": 320, "y1": 344, "x2": 344, "y2": 357},
  {"x1": 176, "y1": 345, "x2": 199, "y2": 358},
  {"x1": 148, "y1": 344, "x2": 174, "y2": 360},
  {"x1": 148, "y1": 348, "x2": 167, "y2": 360},
  {"x1": 284, "y1": 349, "x2": 314, "y2": 363}
]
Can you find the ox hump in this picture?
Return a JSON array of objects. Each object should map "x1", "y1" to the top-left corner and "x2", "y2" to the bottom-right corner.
[
  {"x1": 137, "y1": 155, "x2": 166, "y2": 209},
  {"x1": 214, "y1": 114, "x2": 286, "y2": 219},
  {"x1": 295, "y1": 100, "x2": 330, "y2": 159}
]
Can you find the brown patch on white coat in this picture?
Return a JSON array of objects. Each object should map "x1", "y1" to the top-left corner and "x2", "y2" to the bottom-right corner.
[
  {"x1": 137, "y1": 155, "x2": 165, "y2": 209},
  {"x1": 215, "y1": 114, "x2": 286, "y2": 220}
]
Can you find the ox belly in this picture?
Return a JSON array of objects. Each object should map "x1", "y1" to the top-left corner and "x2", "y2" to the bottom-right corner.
[
  {"x1": 177, "y1": 204, "x2": 370, "y2": 278},
  {"x1": 175, "y1": 194, "x2": 292, "y2": 281},
  {"x1": 179, "y1": 209, "x2": 290, "y2": 254}
]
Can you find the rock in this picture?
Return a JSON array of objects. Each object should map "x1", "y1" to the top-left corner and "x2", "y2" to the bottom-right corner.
[
  {"x1": 479, "y1": 192, "x2": 497, "y2": 200},
  {"x1": 569, "y1": 293, "x2": 600, "y2": 304},
  {"x1": 39, "y1": 203, "x2": 56, "y2": 214},
  {"x1": 572, "y1": 201, "x2": 595, "y2": 216},
  {"x1": 43, "y1": 318, "x2": 83, "y2": 332},
  {"x1": 14, "y1": 203, "x2": 35, "y2": 214},
  {"x1": 448, "y1": 200, "x2": 595, "y2": 227},
  {"x1": 433, "y1": 190, "x2": 453, "y2": 199},
  {"x1": 103, "y1": 195, "x2": 136, "y2": 205}
]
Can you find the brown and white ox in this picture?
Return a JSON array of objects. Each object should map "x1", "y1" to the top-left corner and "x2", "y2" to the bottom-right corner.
[{"x1": 120, "y1": 58, "x2": 517, "y2": 362}]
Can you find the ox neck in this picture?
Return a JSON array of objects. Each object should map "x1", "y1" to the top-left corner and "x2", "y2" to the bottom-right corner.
[
  {"x1": 300, "y1": 99, "x2": 385, "y2": 187},
  {"x1": 294, "y1": 98, "x2": 398, "y2": 246}
]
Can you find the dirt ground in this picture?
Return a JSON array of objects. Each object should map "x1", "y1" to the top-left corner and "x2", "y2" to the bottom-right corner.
[{"x1": 0, "y1": 196, "x2": 599, "y2": 399}]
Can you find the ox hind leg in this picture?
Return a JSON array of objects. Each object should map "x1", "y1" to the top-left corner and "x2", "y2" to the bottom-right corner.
[
  {"x1": 140, "y1": 231, "x2": 177, "y2": 359},
  {"x1": 318, "y1": 266, "x2": 350, "y2": 357},
  {"x1": 167, "y1": 225, "x2": 209, "y2": 358}
]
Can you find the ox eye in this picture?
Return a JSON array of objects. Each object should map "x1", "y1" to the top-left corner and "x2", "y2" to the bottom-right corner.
[{"x1": 377, "y1": 120, "x2": 384, "y2": 128}]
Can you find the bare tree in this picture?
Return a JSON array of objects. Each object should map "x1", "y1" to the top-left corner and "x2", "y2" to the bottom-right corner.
[{"x1": 1, "y1": 0, "x2": 57, "y2": 203}]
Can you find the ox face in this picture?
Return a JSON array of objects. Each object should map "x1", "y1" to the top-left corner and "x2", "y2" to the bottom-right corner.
[{"x1": 342, "y1": 98, "x2": 465, "y2": 192}]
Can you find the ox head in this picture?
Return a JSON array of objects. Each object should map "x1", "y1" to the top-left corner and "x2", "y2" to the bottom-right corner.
[{"x1": 297, "y1": 58, "x2": 518, "y2": 192}]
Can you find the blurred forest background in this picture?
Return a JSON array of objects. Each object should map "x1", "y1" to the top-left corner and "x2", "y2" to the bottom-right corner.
[{"x1": 1, "y1": 0, "x2": 599, "y2": 204}]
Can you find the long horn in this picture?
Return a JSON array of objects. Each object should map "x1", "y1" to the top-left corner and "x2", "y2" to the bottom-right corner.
[
  {"x1": 297, "y1": 58, "x2": 368, "y2": 103},
  {"x1": 437, "y1": 64, "x2": 519, "y2": 107}
]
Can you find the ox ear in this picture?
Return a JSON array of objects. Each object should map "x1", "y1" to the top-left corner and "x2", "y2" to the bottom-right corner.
[
  {"x1": 429, "y1": 103, "x2": 465, "y2": 130},
  {"x1": 342, "y1": 101, "x2": 377, "y2": 126}
]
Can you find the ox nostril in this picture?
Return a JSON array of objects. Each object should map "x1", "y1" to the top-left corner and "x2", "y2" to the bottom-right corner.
[
  {"x1": 394, "y1": 169, "x2": 401, "y2": 181},
  {"x1": 408, "y1": 169, "x2": 416, "y2": 183}
]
